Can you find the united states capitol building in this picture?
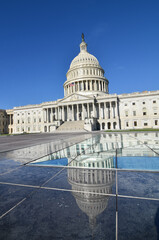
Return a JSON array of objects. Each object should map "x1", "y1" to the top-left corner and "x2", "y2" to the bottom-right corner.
[{"x1": 3, "y1": 35, "x2": 159, "y2": 134}]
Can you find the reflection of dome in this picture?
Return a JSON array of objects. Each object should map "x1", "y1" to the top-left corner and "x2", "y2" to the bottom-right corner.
[
  {"x1": 74, "y1": 192, "x2": 109, "y2": 229},
  {"x1": 67, "y1": 168, "x2": 115, "y2": 230}
]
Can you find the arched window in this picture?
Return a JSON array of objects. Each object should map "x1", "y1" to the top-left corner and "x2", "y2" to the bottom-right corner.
[
  {"x1": 107, "y1": 122, "x2": 111, "y2": 130},
  {"x1": 113, "y1": 122, "x2": 117, "y2": 129}
]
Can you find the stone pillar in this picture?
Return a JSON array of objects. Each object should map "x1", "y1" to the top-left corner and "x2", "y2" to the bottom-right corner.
[
  {"x1": 90, "y1": 81, "x2": 92, "y2": 91},
  {"x1": 67, "y1": 105, "x2": 69, "y2": 120},
  {"x1": 58, "y1": 107, "x2": 60, "y2": 120},
  {"x1": 56, "y1": 108, "x2": 57, "y2": 121},
  {"x1": 104, "y1": 102, "x2": 107, "y2": 119},
  {"x1": 86, "y1": 80, "x2": 88, "y2": 91},
  {"x1": 61, "y1": 106, "x2": 64, "y2": 121},
  {"x1": 95, "y1": 81, "x2": 97, "y2": 91},
  {"x1": 81, "y1": 104, "x2": 84, "y2": 120},
  {"x1": 72, "y1": 105, "x2": 74, "y2": 121},
  {"x1": 100, "y1": 103, "x2": 102, "y2": 119},
  {"x1": 87, "y1": 103, "x2": 89, "y2": 118},
  {"x1": 84, "y1": 104, "x2": 87, "y2": 119},
  {"x1": 115, "y1": 102, "x2": 118, "y2": 118},
  {"x1": 77, "y1": 104, "x2": 79, "y2": 120},
  {"x1": 92, "y1": 103, "x2": 95, "y2": 118},
  {"x1": 46, "y1": 108, "x2": 48, "y2": 123},
  {"x1": 51, "y1": 108, "x2": 53, "y2": 122}
]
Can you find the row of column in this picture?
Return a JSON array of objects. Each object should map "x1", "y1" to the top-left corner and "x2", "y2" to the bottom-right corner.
[
  {"x1": 43, "y1": 101, "x2": 118, "y2": 123},
  {"x1": 65, "y1": 80, "x2": 108, "y2": 96},
  {"x1": 68, "y1": 168, "x2": 114, "y2": 184}
]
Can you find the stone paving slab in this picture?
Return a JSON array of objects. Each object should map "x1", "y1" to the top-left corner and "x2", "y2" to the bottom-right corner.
[{"x1": 0, "y1": 132, "x2": 93, "y2": 153}]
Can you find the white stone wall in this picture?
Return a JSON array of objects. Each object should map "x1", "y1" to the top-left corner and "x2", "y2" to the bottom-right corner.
[
  {"x1": 13, "y1": 105, "x2": 43, "y2": 134},
  {"x1": 119, "y1": 91, "x2": 159, "y2": 130}
]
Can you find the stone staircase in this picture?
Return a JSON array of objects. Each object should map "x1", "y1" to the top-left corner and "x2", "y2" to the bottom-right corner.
[{"x1": 56, "y1": 120, "x2": 85, "y2": 132}]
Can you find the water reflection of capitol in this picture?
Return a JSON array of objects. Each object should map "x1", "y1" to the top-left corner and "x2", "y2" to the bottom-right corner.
[{"x1": 67, "y1": 162, "x2": 115, "y2": 228}]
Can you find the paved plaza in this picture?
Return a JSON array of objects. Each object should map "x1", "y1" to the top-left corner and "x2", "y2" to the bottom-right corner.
[{"x1": 0, "y1": 132, "x2": 159, "y2": 240}]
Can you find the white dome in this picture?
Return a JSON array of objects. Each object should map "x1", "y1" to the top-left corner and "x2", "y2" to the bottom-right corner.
[{"x1": 70, "y1": 51, "x2": 100, "y2": 69}]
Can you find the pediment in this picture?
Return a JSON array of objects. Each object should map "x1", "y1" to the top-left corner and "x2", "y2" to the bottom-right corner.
[{"x1": 59, "y1": 93, "x2": 93, "y2": 103}]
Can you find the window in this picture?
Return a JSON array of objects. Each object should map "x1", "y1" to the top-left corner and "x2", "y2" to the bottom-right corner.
[
  {"x1": 153, "y1": 100, "x2": 156, "y2": 104},
  {"x1": 39, "y1": 118, "x2": 41, "y2": 122},
  {"x1": 125, "y1": 103, "x2": 127, "y2": 106},
  {"x1": 155, "y1": 120, "x2": 158, "y2": 125},
  {"x1": 143, "y1": 112, "x2": 147, "y2": 116},
  {"x1": 17, "y1": 120, "x2": 20, "y2": 124},
  {"x1": 154, "y1": 112, "x2": 157, "y2": 115},
  {"x1": 28, "y1": 127, "x2": 30, "y2": 132},
  {"x1": 144, "y1": 123, "x2": 148, "y2": 126},
  {"x1": 134, "y1": 121, "x2": 137, "y2": 126},
  {"x1": 34, "y1": 119, "x2": 36, "y2": 123},
  {"x1": 133, "y1": 111, "x2": 136, "y2": 116},
  {"x1": 28, "y1": 117, "x2": 30, "y2": 123},
  {"x1": 132, "y1": 102, "x2": 135, "y2": 105},
  {"x1": 126, "y1": 122, "x2": 129, "y2": 127},
  {"x1": 125, "y1": 111, "x2": 128, "y2": 117},
  {"x1": 143, "y1": 102, "x2": 145, "y2": 104}
]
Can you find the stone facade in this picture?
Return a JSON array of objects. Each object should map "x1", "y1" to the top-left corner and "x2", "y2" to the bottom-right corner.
[{"x1": 4, "y1": 36, "x2": 159, "y2": 133}]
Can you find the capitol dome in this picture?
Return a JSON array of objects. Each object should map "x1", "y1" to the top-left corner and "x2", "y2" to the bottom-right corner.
[
  {"x1": 63, "y1": 34, "x2": 109, "y2": 97},
  {"x1": 70, "y1": 50, "x2": 100, "y2": 69}
]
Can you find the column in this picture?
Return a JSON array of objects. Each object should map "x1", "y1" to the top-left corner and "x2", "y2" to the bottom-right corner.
[
  {"x1": 56, "y1": 108, "x2": 57, "y2": 120},
  {"x1": 81, "y1": 104, "x2": 84, "y2": 120},
  {"x1": 92, "y1": 103, "x2": 95, "y2": 118},
  {"x1": 58, "y1": 107, "x2": 60, "y2": 120},
  {"x1": 72, "y1": 105, "x2": 74, "y2": 121},
  {"x1": 82, "y1": 104, "x2": 85, "y2": 119},
  {"x1": 77, "y1": 104, "x2": 79, "y2": 120},
  {"x1": 46, "y1": 108, "x2": 48, "y2": 123},
  {"x1": 66, "y1": 105, "x2": 68, "y2": 120},
  {"x1": 43, "y1": 109, "x2": 46, "y2": 122},
  {"x1": 62, "y1": 106, "x2": 64, "y2": 121},
  {"x1": 95, "y1": 81, "x2": 97, "y2": 91},
  {"x1": 90, "y1": 80, "x2": 92, "y2": 91},
  {"x1": 87, "y1": 103, "x2": 89, "y2": 118},
  {"x1": 86, "y1": 81, "x2": 88, "y2": 91},
  {"x1": 51, "y1": 108, "x2": 53, "y2": 122},
  {"x1": 115, "y1": 102, "x2": 118, "y2": 118},
  {"x1": 104, "y1": 102, "x2": 107, "y2": 119}
]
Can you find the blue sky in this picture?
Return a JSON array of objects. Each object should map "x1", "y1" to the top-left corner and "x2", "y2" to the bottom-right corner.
[{"x1": 0, "y1": 0, "x2": 159, "y2": 109}]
